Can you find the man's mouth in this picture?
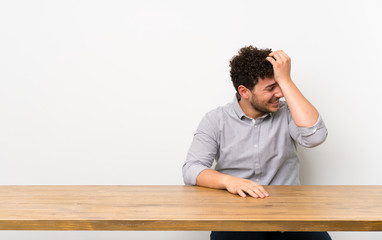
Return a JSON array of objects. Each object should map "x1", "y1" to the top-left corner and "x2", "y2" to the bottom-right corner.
[{"x1": 269, "y1": 100, "x2": 280, "y2": 106}]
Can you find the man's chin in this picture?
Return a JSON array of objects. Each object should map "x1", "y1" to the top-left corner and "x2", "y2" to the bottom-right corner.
[{"x1": 268, "y1": 105, "x2": 280, "y2": 112}]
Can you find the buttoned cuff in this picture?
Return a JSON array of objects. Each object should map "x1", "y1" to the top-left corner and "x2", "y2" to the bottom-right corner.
[{"x1": 298, "y1": 114, "x2": 326, "y2": 137}]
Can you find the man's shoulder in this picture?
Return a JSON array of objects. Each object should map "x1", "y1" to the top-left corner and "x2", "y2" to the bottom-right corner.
[
  {"x1": 204, "y1": 102, "x2": 233, "y2": 120},
  {"x1": 196, "y1": 102, "x2": 234, "y2": 136}
]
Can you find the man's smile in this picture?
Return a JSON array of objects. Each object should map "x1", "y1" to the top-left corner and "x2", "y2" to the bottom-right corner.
[{"x1": 269, "y1": 99, "x2": 280, "y2": 106}]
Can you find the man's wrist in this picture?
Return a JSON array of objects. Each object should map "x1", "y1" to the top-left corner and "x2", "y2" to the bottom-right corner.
[
  {"x1": 276, "y1": 77, "x2": 294, "y2": 91},
  {"x1": 220, "y1": 174, "x2": 232, "y2": 190},
  {"x1": 276, "y1": 76, "x2": 292, "y2": 85}
]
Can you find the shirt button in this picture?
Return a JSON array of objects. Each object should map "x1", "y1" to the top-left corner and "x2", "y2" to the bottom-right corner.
[
  {"x1": 254, "y1": 125, "x2": 258, "y2": 128},
  {"x1": 256, "y1": 179, "x2": 260, "y2": 182},
  {"x1": 255, "y1": 163, "x2": 259, "y2": 166},
  {"x1": 254, "y1": 144, "x2": 258, "y2": 148}
]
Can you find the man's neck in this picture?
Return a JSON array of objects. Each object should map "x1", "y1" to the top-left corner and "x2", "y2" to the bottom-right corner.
[{"x1": 238, "y1": 99, "x2": 265, "y2": 120}]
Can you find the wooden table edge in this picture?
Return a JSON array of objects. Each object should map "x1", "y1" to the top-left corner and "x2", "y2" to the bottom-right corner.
[{"x1": 1, "y1": 220, "x2": 381, "y2": 231}]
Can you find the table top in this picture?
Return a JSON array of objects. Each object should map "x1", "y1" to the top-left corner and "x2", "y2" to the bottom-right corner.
[{"x1": 0, "y1": 185, "x2": 381, "y2": 231}]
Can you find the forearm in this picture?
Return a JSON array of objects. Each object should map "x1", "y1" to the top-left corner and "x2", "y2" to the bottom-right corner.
[
  {"x1": 278, "y1": 78, "x2": 319, "y2": 127},
  {"x1": 196, "y1": 169, "x2": 269, "y2": 198},
  {"x1": 196, "y1": 169, "x2": 230, "y2": 190}
]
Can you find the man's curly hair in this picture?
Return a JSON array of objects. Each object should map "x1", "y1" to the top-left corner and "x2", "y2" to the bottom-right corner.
[{"x1": 229, "y1": 46, "x2": 274, "y2": 93}]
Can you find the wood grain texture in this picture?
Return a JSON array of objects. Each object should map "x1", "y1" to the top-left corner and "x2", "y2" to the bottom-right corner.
[{"x1": 0, "y1": 185, "x2": 381, "y2": 231}]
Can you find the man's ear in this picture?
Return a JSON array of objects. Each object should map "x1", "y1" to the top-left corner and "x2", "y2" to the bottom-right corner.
[{"x1": 238, "y1": 85, "x2": 250, "y2": 100}]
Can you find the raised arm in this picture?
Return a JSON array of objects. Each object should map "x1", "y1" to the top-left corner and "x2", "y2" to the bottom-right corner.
[{"x1": 266, "y1": 50, "x2": 319, "y2": 127}]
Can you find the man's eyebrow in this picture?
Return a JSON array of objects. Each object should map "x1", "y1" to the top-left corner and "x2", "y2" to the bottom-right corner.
[{"x1": 265, "y1": 83, "x2": 278, "y2": 88}]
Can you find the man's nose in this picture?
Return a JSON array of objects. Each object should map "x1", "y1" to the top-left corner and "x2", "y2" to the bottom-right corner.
[{"x1": 274, "y1": 86, "x2": 283, "y2": 98}]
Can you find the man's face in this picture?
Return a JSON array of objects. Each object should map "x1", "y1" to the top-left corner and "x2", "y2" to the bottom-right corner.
[{"x1": 248, "y1": 77, "x2": 284, "y2": 114}]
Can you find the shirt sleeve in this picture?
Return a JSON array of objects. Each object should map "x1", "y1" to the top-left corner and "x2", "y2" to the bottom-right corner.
[
  {"x1": 182, "y1": 112, "x2": 219, "y2": 185},
  {"x1": 288, "y1": 112, "x2": 328, "y2": 148}
]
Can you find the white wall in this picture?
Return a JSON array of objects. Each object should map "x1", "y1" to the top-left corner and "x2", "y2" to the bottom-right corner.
[{"x1": 0, "y1": 0, "x2": 381, "y2": 239}]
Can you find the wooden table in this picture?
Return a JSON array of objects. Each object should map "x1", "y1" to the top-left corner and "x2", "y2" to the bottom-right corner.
[{"x1": 0, "y1": 185, "x2": 381, "y2": 231}]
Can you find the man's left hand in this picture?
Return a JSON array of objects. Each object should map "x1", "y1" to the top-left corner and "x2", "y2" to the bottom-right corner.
[{"x1": 266, "y1": 50, "x2": 291, "y2": 83}]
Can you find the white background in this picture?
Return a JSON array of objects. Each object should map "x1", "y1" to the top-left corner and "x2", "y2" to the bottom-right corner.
[{"x1": 1, "y1": 0, "x2": 381, "y2": 239}]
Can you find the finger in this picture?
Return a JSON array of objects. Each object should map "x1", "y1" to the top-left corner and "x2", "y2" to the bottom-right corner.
[
  {"x1": 278, "y1": 50, "x2": 288, "y2": 57},
  {"x1": 266, "y1": 56, "x2": 276, "y2": 65},
  {"x1": 237, "y1": 189, "x2": 247, "y2": 198},
  {"x1": 268, "y1": 50, "x2": 277, "y2": 56},
  {"x1": 246, "y1": 188, "x2": 259, "y2": 199},
  {"x1": 277, "y1": 50, "x2": 290, "y2": 62},
  {"x1": 272, "y1": 51, "x2": 286, "y2": 62},
  {"x1": 251, "y1": 187, "x2": 265, "y2": 198},
  {"x1": 244, "y1": 179, "x2": 268, "y2": 197},
  {"x1": 268, "y1": 52, "x2": 282, "y2": 65},
  {"x1": 242, "y1": 185, "x2": 259, "y2": 198},
  {"x1": 268, "y1": 50, "x2": 281, "y2": 58},
  {"x1": 253, "y1": 183, "x2": 269, "y2": 197},
  {"x1": 245, "y1": 183, "x2": 264, "y2": 198}
]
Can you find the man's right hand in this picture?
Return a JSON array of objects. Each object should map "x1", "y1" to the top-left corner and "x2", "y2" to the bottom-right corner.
[
  {"x1": 223, "y1": 175, "x2": 269, "y2": 198},
  {"x1": 196, "y1": 169, "x2": 269, "y2": 198}
]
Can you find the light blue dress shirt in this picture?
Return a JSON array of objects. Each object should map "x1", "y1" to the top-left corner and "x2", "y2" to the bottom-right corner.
[{"x1": 183, "y1": 96, "x2": 328, "y2": 186}]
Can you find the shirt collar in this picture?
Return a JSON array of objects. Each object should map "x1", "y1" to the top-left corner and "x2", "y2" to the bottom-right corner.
[{"x1": 232, "y1": 94, "x2": 272, "y2": 120}]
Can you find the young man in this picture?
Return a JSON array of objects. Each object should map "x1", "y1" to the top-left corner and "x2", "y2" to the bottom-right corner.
[{"x1": 182, "y1": 46, "x2": 331, "y2": 240}]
